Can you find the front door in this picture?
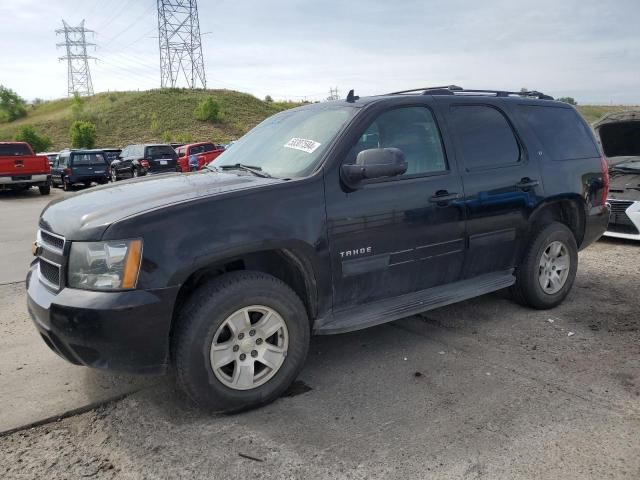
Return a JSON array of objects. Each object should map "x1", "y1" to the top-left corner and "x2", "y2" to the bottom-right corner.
[{"x1": 325, "y1": 104, "x2": 466, "y2": 310}]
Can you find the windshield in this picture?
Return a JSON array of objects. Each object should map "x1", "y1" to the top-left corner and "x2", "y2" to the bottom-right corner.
[{"x1": 214, "y1": 104, "x2": 357, "y2": 178}]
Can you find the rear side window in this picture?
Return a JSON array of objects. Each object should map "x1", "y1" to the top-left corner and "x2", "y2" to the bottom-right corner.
[
  {"x1": 0, "y1": 144, "x2": 32, "y2": 156},
  {"x1": 72, "y1": 153, "x2": 106, "y2": 165},
  {"x1": 449, "y1": 105, "x2": 520, "y2": 169},
  {"x1": 202, "y1": 143, "x2": 215, "y2": 152},
  {"x1": 519, "y1": 105, "x2": 599, "y2": 160}
]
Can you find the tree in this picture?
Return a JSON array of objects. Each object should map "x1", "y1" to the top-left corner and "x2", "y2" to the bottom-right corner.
[
  {"x1": 0, "y1": 85, "x2": 27, "y2": 122},
  {"x1": 194, "y1": 97, "x2": 222, "y2": 123},
  {"x1": 70, "y1": 120, "x2": 97, "y2": 148},
  {"x1": 264, "y1": 95, "x2": 274, "y2": 103},
  {"x1": 15, "y1": 125, "x2": 52, "y2": 152},
  {"x1": 557, "y1": 97, "x2": 578, "y2": 106}
]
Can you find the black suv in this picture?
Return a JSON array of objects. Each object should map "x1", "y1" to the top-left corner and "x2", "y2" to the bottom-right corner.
[
  {"x1": 27, "y1": 87, "x2": 610, "y2": 412},
  {"x1": 110, "y1": 144, "x2": 178, "y2": 181},
  {"x1": 51, "y1": 149, "x2": 110, "y2": 191}
]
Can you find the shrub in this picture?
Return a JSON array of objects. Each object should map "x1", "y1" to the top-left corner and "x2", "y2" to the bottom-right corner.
[
  {"x1": 194, "y1": 97, "x2": 222, "y2": 123},
  {"x1": 0, "y1": 85, "x2": 27, "y2": 122},
  {"x1": 264, "y1": 95, "x2": 273, "y2": 103},
  {"x1": 70, "y1": 120, "x2": 97, "y2": 148},
  {"x1": 70, "y1": 92, "x2": 86, "y2": 119},
  {"x1": 15, "y1": 125, "x2": 52, "y2": 152}
]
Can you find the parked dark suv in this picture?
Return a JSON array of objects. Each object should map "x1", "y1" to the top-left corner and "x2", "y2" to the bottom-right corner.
[
  {"x1": 51, "y1": 149, "x2": 110, "y2": 191},
  {"x1": 27, "y1": 86, "x2": 610, "y2": 412},
  {"x1": 110, "y1": 144, "x2": 178, "y2": 181}
]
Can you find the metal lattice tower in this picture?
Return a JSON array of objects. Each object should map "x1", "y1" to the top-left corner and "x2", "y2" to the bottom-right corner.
[
  {"x1": 157, "y1": 0, "x2": 207, "y2": 89},
  {"x1": 56, "y1": 20, "x2": 96, "y2": 97}
]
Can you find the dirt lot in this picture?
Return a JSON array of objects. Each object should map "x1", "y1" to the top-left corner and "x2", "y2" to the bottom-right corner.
[{"x1": 0, "y1": 231, "x2": 638, "y2": 479}]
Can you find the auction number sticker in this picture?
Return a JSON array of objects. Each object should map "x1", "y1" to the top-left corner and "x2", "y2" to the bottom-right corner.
[{"x1": 284, "y1": 137, "x2": 321, "y2": 153}]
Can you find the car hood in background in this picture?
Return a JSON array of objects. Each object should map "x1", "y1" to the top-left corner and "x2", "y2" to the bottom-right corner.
[
  {"x1": 594, "y1": 110, "x2": 640, "y2": 166},
  {"x1": 608, "y1": 170, "x2": 640, "y2": 202},
  {"x1": 39, "y1": 171, "x2": 279, "y2": 240}
]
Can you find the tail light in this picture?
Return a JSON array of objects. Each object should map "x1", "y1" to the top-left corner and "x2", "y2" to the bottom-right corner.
[
  {"x1": 600, "y1": 156, "x2": 609, "y2": 207},
  {"x1": 140, "y1": 159, "x2": 150, "y2": 169},
  {"x1": 64, "y1": 167, "x2": 72, "y2": 175}
]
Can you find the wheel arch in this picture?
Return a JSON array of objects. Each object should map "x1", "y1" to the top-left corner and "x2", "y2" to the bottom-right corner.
[
  {"x1": 528, "y1": 195, "x2": 586, "y2": 246},
  {"x1": 169, "y1": 247, "x2": 320, "y2": 353}
]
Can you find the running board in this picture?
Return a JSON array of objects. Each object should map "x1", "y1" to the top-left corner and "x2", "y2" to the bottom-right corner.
[{"x1": 314, "y1": 270, "x2": 515, "y2": 335}]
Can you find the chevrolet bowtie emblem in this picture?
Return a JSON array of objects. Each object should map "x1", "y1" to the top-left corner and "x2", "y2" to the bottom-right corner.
[{"x1": 32, "y1": 241, "x2": 42, "y2": 257}]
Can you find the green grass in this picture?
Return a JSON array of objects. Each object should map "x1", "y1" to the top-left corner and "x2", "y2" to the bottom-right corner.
[
  {"x1": 0, "y1": 89, "x2": 637, "y2": 150},
  {"x1": 0, "y1": 89, "x2": 304, "y2": 149}
]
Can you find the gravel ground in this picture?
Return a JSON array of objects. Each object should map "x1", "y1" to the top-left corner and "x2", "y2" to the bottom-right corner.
[{"x1": 1, "y1": 238, "x2": 639, "y2": 480}]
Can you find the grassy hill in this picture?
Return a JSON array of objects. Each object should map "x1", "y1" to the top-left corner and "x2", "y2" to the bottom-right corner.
[
  {"x1": 0, "y1": 89, "x2": 303, "y2": 150},
  {"x1": 0, "y1": 89, "x2": 636, "y2": 150}
]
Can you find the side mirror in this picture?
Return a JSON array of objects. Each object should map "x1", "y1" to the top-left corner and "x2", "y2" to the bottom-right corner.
[{"x1": 341, "y1": 148, "x2": 407, "y2": 186}]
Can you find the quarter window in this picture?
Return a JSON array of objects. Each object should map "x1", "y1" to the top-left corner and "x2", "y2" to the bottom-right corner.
[
  {"x1": 348, "y1": 106, "x2": 447, "y2": 176},
  {"x1": 450, "y1": 105, "x2": 520, "y2": 169}
]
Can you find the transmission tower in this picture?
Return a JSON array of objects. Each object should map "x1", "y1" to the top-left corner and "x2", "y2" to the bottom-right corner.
[
  {"x1": 157, "y1": 0, "x2": 207, "y2": 89},
  {"x1": 327, "y1": 87, "x2": 340, "y2": 101},
  {"x1": 56, "y1": 20, "x2": 96, "y2": 97}
]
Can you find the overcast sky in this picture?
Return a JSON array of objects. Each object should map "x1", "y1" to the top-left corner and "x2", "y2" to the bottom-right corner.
[{"x1": 1, "y1": 0, "x2": 639, "y2": 104}]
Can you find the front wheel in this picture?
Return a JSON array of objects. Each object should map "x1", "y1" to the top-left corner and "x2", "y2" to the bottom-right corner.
[
  {"x1": 111, "y1": 170, "x2": 118, "y2": 182},
  {"x1": 173, "y1": 271, "x2": 310, "y2": 412},
  {"x1": 511, "y1": 222, "x2": 578, "y2": 309}
]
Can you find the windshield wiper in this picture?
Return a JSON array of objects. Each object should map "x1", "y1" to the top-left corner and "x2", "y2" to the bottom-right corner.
[{"x1": 217, "y1": 163, "x2": 272, "y2": 178}]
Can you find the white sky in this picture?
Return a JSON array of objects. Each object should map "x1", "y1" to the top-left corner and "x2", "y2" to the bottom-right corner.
[{"x1": 0, "y1": 0, "x2": 639, "y2": 104}]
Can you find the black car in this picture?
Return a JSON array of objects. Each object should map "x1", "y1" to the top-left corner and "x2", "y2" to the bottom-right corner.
[
  {"x1": 27, "y1": 86, "x2": 610, "y2": 412},
  {"x1": 51, "y1": 149, "x2": 110, "y2": 191},
  {"x1": 110, "y1": 144, "x2": 178, "y2": 181}
]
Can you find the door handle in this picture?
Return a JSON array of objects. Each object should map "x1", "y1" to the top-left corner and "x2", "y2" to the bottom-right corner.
[
  {"x1": 515, "y1": 178, "x2": 539, "y2": 189},
  {"x1": 429, "y1": 191, "x2": 461, "y2": 204}
]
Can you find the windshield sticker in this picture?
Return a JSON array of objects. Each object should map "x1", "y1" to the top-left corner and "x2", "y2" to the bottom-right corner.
[{"x1": 284, "y1": 138, "x2": 321, "y2": 154}]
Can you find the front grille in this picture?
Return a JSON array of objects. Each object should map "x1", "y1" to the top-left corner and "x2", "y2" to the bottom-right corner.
[
  {"x1": 40, "y1": 230, "x2": 65, "y2": 251},
  {"x1": 39, "y1": 258, "x2": 61, "y2": 288},
  {"x1": 608, "y1": 223, "x2": 640, "y2": 235},
  {"x1": 609, "y1": 200, "x2": 633, "y2": 215}
]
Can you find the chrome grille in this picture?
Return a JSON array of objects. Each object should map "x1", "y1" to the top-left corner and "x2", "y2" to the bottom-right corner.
[
  {"x1": 36, "y1": 229, "x2": 65, "y2": 290},
  {"x1": 39, "y1": 257, "x2": 61, "y2": 289}
]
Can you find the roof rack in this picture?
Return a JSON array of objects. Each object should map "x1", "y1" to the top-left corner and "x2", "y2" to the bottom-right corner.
[{"x1": 387, "y1": 85, "x2": 553, "y2": 100}]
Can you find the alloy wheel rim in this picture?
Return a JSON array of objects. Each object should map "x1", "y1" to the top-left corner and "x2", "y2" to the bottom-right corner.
[
  {"x1": 538, "y1": 240, "x2": 570, "y2": 294},
  {"x1": 210, "y1": 305, "x2": 289, "y2": 391}
]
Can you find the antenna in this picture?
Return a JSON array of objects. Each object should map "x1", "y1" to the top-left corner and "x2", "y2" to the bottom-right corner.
[
  {"x1": 56, "y1": 20, "x2": 96, "y2": 97},
  {"x1": 157, "y1": 0, "x2": 207, "y2": 89}
]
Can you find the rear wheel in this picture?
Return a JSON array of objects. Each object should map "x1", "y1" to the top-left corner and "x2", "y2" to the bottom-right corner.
[
  {"x1": 174, "y1": 271, "x2": 310, "y2": 412},
  {"x1": 511, "y1": 222, "x2": 578, "y2": 309},
  {"x1": 62, "y1": 178, "x2": 70, "y2": 191},
  {"x1": 38, "y1": 185, "x2": 50, "y2": 195},
  {"x1": 111, "y1": 170, "x2": 118, "y2": 182}
]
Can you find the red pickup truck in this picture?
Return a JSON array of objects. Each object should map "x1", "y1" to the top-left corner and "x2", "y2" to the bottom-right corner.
[
  {"x1": 176, "y1": 142, "x2": 225, "y2": 172},
  {"x1": 0, "y1": 142, "x2": 51, "y2": 195}
]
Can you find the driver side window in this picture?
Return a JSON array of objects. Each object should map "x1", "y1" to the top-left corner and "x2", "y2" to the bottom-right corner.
[{"x1": 347, "y1": 106, "x2": 447, "y2": 177}]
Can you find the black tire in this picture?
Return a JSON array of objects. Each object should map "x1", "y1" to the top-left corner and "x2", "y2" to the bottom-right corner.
[
  {"x1": 511, "y1": 222, "x2": 578, "y2": 309},
  {"x1": 173, "y1": 271, "x2": 310, "y2": 412},
  {"x1": 62, "y1": 178, "x2": 70, "y2": 191},
  {"x1": 38, "y1": 185, "x2": 50, "y2": 195},
  {"x1": 111, "y1": 170, "x2": 118, "y2": 182},
  {"x1": 132, "y1": 168, "x2": 139, "y2": 178}
]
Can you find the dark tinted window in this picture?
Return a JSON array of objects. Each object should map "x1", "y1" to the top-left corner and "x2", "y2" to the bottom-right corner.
[
  {"x1": 0, "y1": 144, "x2": 32, "y2": 156},
  {"x1": 202, "y1": 143, "x2": 215, "y2": 152},
  {"x1": 450, "y1": 105, "x2": 520, "y2": 168},
  {"x1": 146, "y1": 145, "x2": 175, "y2": 157},
  {"x1": 71, "y1": 153, "x2": 107, "y2": 165},
  {"x1": 348, "y1": 106, "x2": 447, "y2": 176},
  {"x1": 519, "y1": 105, "x2": 599, "y2": 160}
]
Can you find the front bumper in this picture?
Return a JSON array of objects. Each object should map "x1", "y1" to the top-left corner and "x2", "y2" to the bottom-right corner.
[
  {"x1": 26, "y1": 263, "x2": 180, "y2": 375},
  {"x1": 604, "y1": 200, "x2": 640, "y2": 240}
]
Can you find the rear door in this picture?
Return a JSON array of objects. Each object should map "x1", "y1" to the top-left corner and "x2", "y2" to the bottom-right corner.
[
  {"x1": 325, "y1": 103, "x2": 466, "y2": 309},
  {"x1": 441, "y1": 99, "x2": 543, "y2": 278}
]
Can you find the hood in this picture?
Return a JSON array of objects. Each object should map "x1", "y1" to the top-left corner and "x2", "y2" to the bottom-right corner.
[
  {"x1": 40, "y1": 171, "x2": 279, "y2": 240},
  {"x1": 593, "y1": 111, "x2": 640, "y2": 166}
]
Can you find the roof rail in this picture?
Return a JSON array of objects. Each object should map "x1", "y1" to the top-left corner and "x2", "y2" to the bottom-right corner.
[{"x1": 387, "y1": 85, "x2": 553, "y2": 100}]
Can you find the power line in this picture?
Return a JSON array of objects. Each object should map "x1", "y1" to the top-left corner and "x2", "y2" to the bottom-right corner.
[
  {"x1": 56, "y1": 19, "x2": 96, "y2": 96},
  {"x1": 157, "y1": 0, "x2": 206, "y2": 89}
]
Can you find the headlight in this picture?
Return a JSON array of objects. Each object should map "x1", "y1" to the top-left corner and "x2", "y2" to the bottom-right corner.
[{"x1": 68, "y1": 239, "x2": 143, "y2": 290}]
